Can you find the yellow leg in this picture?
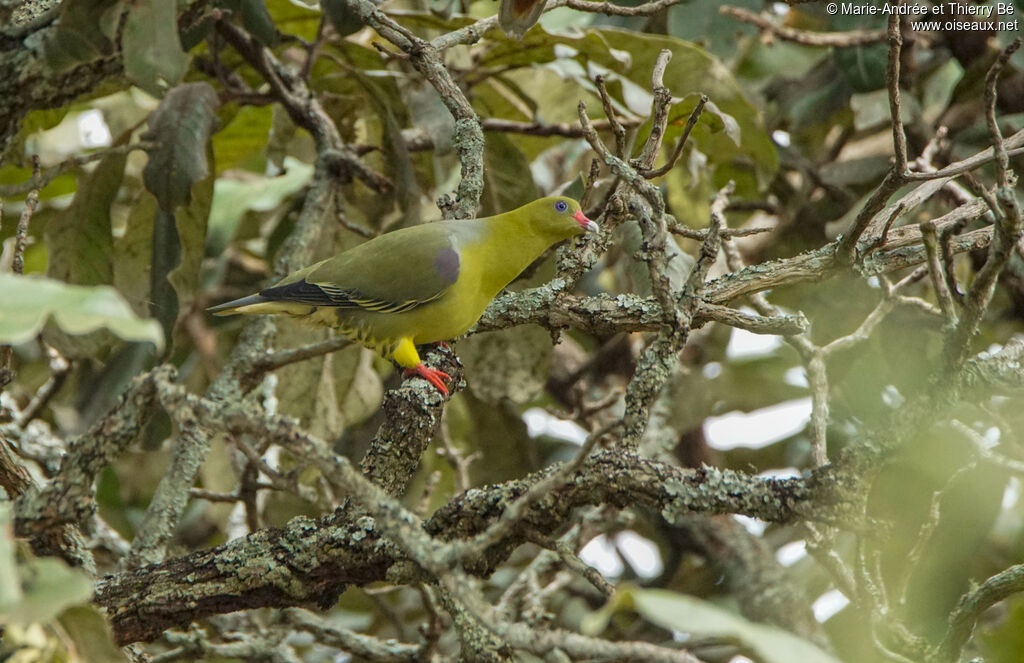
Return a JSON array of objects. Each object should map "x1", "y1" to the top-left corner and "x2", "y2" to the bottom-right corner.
[
  {"x1": 393, "y1": 337, "x2": 451, "y2": 396},
  {"x1": 392, "y1": 337, "x2": 422, "y2": 369}
]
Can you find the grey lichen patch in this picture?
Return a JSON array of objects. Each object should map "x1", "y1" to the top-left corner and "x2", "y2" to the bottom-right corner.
[
  {"x1": 350, "y1": 516, "x2": 376, "y2": 542},
  {"x1": 659, "y1": 466, "x2": 815, "y2": 525},
  {"x1": 660, "y1": 478, "x2": 692, "y2": 525},
  {"x1": 219, "y1": 548, "x2": 311, "y2": 600},
  {"x1": 386, "y1": 559, "x2": 428, "y2": 585}
]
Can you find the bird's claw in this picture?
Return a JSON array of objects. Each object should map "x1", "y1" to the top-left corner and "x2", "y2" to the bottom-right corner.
[{"x1": 404, "y1": 363, "x2": 451, "y2": 397}]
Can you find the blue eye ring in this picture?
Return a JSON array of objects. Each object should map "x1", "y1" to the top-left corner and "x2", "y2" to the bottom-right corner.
[{"x1": 555, "y1": 200, "x2": 568, "y2": 212}]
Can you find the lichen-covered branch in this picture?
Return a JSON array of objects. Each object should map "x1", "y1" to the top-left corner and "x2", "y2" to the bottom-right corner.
[{"x1": 96, "y1": 447, "x2": 846, "y2": 644}]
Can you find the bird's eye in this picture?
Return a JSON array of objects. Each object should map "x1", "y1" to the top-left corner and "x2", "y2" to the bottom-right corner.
[{"x1": 555, "y1": 200, "x2": 568, "y2": 212}]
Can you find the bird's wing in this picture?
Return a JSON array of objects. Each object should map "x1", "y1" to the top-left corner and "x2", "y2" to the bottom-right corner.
[{"x1": 258, "y1": 223, "x2": 463, "y2": 314}]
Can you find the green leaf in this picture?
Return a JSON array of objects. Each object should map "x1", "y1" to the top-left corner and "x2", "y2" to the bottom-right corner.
[
  {"x1": 113, "y1": 193, "x2": 158, "y2": 317},
  {"x1": 667, "y1": 0, "x2": 762, "y2": 58},
  {"x1": 45, "y1": 148, "x2": 126, "y2": 286},
  {"x1": 323, "y1": 0, "x2": 365, "y2": 36},
  {"x1": 150, "y1": 162, "x2": 213, "y2": 349},
  {"x1": 150, "y1": 207, "x2": 181, "y2": 348},
  {"x1": 167, "y1": 170, "x2": 213, "y2": 329},
  {"x1": 460, "y1": 326, "x2": 552, "y2": 404},
  {"x1": 0, "y1": 274, "x2": 164, "y2": 351},
  {"x1": 122, "y1": 0, "x2": 189, "y2": 97},
  {"x1": 206, "y1": 157, "x2": 314, "y2": 255},
  {"x1": 477, "y1": 26, "x2": 632, "y2": 71},
  {"x1": 266, "y1": 0, "x2": 323, "y2": 41},
  {"x1": 240, "y1": 0, "x2": 280, "y2": 46},
  {"x1": 266, "y1": 105, "x2": 296, "y2": 173},
  {"x1": 0, "y1": 507, "x2": 93, "y2": 626},
  {"x1": 833, "y1": 43, "x2": 888, "y2": 93},
  {"x1": 602, "y1": 30, "x2": 777, "y2": 194},
  {"x1": 703, "y1": 99, "x2": 741, "y2": 146},
  {"x1": 3, "y1": 559, "x2": 93, "y2": 626},
  {"x1": 274, "y1": 324, "x2": 344, "y2": 440},
  {"x1": 213, "y1": 104, "x2": 274, "y2": 173},
  {"x1": 630, "y1": 587, "x2": 839, "y2": 663},
  {"x1": 20, "y1": 109, "x2": 70, "y2": 135},
  {"x1": 58, "y1": 607, "x2": 129, "y2": 663},
  {"x1": 471, "y1": 27, "x2": 775, "y2": 193},
  {"x1": 979, "y1": 596, "x2": 1024, "y2": 663},
  {"x1": 0, "y1": 504, "x2": 21, "y2": 610},
  {"x1": 481, "y1": 131, "x2": 539, "y2": 217},
  {"x1": 142, "y1": 82, "x2": 220, "y2": 212},
  {"x1": 334, "y1": 346, "x2": 384, "y2": 428},
  {"x1": 43, "y1": 0, "x2": 122, "y2": 71}
]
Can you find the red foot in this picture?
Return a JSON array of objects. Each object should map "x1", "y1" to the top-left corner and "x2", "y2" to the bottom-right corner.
[{"x1": 403, "y1": 363, "x2": 451, "y2": 396}]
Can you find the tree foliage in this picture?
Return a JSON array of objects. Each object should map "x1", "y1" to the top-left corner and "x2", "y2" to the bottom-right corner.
[{"x1": 1, "y1": 1, "x2": 1023, "y2": 662}]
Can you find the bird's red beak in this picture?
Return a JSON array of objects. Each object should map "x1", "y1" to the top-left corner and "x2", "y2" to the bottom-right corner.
[{"x1": 574, "y1": 209, "x2": 599, "y2": 233}]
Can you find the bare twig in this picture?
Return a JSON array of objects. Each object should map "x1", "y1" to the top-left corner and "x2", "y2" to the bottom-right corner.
[
  {"x1": 920, "y1": 221, "x2": 958, "y2": 321},
  {"x1": 437, "y1": 412, "x2": 479, "y2": 494},
  {"x1": 836, "y1": 170, "x2": 905, "y2": 263},
  {"x1": 886, "y1": 11, "x2": 908, "y2": 175},
  {"x1": 640, "y1": 94, "x2": 707, "y2": 179},
  {"x1": 330, "y1": 0, "x2": 484, "y2": 218},
  {"x1": 456, "y1": 421, "x2": 613, "y2": 561},
  {"x1": 284, "y1": 608, "x2": 421, "y2": 662},
  {"x1": 634, "y1": 49, "x2": 674, "y2": 171},
  {"x1": 985, "y1": 38, "x2": 1022, "y2": 188},
  {"x1": 936, "y1": 563, "x2": 1024, "y2": 663},
  {"x1": 564, "y1": 0, "x2": 680, "y2": 16},
  {"x1": 595, "y1": 75, "x2": 626, "y2": 158},
  {"x1": 0, "y1": 437, "x2": 34, "y2": 499},
  {"x1": 15, "y1": 344, "x2": 70, "y2": 428},
  {"x1": 944, "y1": 41, "x2": 1023, "y2": 368},
  {"x1": 11, "y1": 192, "x2": 35, "y2": 273},
  {"x1": 482, "y1": 116, "x2": 643, "y2": 138},
  {"x1": 247, "y1": 336, "x2": 353, "y2": 377},
  {"x1": 720, "y1": 5, "x2": 887, "y2": 46},
  {"x1": 905, "y1": 128, "x2": 1024, "y2": 181},
  {"x1": 0, "y1": 142, "x2": 152, "y2": 198},
  {"x1": 668, "y1": 223, "x2": 772, "y2": 240}
]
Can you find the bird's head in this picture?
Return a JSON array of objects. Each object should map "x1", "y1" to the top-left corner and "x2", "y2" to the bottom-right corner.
[{"x1": 519, "y1": 196, "x2": 599, "y2": 239}]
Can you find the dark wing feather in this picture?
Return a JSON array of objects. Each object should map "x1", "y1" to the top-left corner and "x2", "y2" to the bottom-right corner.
[{"x1": 258, "y1": 280, "x2": 355, "y2": 307}]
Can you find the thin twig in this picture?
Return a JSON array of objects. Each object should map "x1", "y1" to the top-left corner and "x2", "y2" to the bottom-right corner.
[
  {"x1": 15, "y1": 344, "x2": 71, "y2": 428},
  {"x1": 640, "y1": 94, "x2": 708, "y2": 179},
  {"x1": 455, "y1": 421, "x2": 614, "y2": 561},
  {"x1": 634, "y1": 49, "x2": 674, "y2": 171},
  {"x1": 836, "y1": 170, "x2": 905, "y2": 263},
  {"x1": 248, "y1": 336, "x2": 353, "y2": 376},
  {"x1": 668, "y1": 223, "x2": 772, "y2": 240},
  {"x1": 886, "y1": 11, "x2": 908, "y2": 175},
  {"x1": 937, "y1": 563, "x2": 1024, "y2": 663},
  {"x1": 564, "y1": 0, "x2": 680, "y2": 16},
  {"x1": 11, "y1": 156, "x2": 41, "y2": 276},
  {"x1": 0, "y1": 142, "x2": 152, "y2": 198},
  {"x1": 920, "y1": 221, "x2": 958, "y2": 322},
  {"x1": 720, "y1": 5, "x2": 887, "y2": 46},
  {"x1": 482, "y1": 116, "x2": 643, "y2": 138},
  {"x1": 904, "y1": 132, "x2": 1024, "y2": 181},
  {"x1": 806, "y1": 350, "x2": 829, "y2": 466},
  {"x1": 1, "y1": 160, "x2": 42, "y2": 389},
  {"x1": 984, "y1": 38, "x2": 1022, "y2": 188},
  {"x1": 595, "y1": 75, "x2": 626, "y2": 158},
  {"x1": 944, "y1": 40, "x2": 1023, "y2": 368}
]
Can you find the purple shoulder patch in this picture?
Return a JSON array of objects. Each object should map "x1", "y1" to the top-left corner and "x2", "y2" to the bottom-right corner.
[{"x1": 433, "y1": 246, "x2": 460, "y2": 284}]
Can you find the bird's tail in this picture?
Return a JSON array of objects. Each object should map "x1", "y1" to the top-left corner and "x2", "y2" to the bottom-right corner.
[
  {"x1": 499, "y1": 0, "x2": 546, "y2": 39},
  {"x1": 207, "y1": 294, "x2": 312, "y2": 316}
]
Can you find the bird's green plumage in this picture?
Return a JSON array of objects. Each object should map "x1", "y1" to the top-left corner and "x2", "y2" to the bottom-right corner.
[{"x1": 210, "y1": 197, "x2": 596, "y2": 382}]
